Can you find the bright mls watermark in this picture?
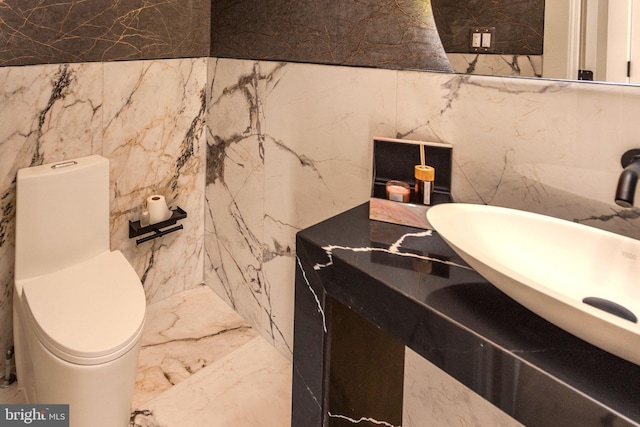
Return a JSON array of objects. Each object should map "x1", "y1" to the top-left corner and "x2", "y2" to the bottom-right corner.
[{"x1": 0, "y1": 405, "x2": 68, "y2": 426}]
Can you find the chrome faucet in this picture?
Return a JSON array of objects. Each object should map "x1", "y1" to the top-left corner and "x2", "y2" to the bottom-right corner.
[{"x1": 615, "y1": 149, "x2": 640, "y2": 207}]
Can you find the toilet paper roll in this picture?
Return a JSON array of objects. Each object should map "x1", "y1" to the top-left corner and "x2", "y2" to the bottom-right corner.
[{"x1": 147, "y1": 195, "x2": 172, "y2": 225}]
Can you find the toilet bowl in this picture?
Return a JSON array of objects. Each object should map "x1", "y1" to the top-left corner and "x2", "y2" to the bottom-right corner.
[{"x1": 13, "y1": 155, "x2": 146, "y2": 427}]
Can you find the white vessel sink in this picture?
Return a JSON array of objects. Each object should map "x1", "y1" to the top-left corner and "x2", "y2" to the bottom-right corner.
[{"x1": 427, "y1": 203, "x2": 640, "y2": 365}]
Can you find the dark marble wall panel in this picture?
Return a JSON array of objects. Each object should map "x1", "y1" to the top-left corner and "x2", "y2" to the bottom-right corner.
[
  {"x1": 211, "y1": 0, "x2": 452, "y2": 71},
  {"x1": 431, "y1": 0, "x2": 544, "y2": 55},
  {"x1": 0, "y1": 0, "x2": 210, "y2": 66}
]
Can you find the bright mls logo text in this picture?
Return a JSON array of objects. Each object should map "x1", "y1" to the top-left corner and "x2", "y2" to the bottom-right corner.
[{"x1": 0, "y1": 405, "x2": 69, "y2": 426}]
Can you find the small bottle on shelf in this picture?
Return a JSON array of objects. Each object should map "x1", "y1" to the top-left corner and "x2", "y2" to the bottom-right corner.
[{"x1": 414, "y1": 165, "x2": 435, "y2": 205}]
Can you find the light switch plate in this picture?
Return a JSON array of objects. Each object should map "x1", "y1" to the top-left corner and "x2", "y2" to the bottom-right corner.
[{"x1": 469, "y1": 27, "x2": 496, "y2": 53}]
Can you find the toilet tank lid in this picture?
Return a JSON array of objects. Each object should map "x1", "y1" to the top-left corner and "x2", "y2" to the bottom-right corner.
[{"x1": 20, "y1": 251, "x2": 146, "y2": 365}]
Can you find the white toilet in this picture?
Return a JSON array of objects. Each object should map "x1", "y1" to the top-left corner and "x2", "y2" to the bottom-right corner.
[{"x1": 13, "y1": 155, "x2": 146, "y2": 427}]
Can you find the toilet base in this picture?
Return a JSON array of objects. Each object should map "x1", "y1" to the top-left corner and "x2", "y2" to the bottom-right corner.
[{"x1": 14, "y1": 307, "x2": 141, "y2": 427}]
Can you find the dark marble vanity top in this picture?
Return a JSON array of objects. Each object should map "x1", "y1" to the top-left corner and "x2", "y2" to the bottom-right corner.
[{"x1": 292, "y1": 202, "x2": 640, "y2": 427}]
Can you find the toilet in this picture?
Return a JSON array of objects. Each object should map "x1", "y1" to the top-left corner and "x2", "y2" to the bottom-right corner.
[{"x1": 13, "y1": 155, "x2": 146, "y2": 427}]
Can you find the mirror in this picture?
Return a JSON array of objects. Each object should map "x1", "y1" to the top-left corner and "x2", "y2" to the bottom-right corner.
[
  {"x1": 434, "y1": 0, "x2": 640, "y2": 85},
  {"x1": 542, "y1": 0, "x2": 640, "y2": 84},
  {"x1": 431, "y1": 0, "x2": 544, "y2": 79},
  {"x1": 210, "y1": 0, "x2": 640, "y2": 87}
]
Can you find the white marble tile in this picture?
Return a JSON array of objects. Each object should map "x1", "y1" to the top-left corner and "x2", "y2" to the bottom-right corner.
[
  {"x1": 261, "y1": 256, "x2": 296, "y2": 357},
  {"x1": 205, "y1": 59, "x2": 267, "y2": 340},
  {"x1": 205, "y1": 58, "x2": 398, "y2": 359},
  {"x1": 263, "y1": 61, "x2": 396, "y2": 231},
  {"x1": 0, "y1": 57, "x2": 207, "y2": 377},
  {"x1": 133, "y1": 285, "x2": 258, "y2": 409},
  {"x1": 0, "y1": 62, "x2": 103, "y2": 376},
  {"x1": 403, "y1": 348, "x2": 523, "y2": 427},
  {"x1": 395, "y1": 70, "x2": 640, "y2": 238},
  {"x1": 131, "y1": 336, "x2": 292, "y2": 427},
  {"x1": 0, "y1": 63, "x2": 103, "y2": 178},
  {"x1": 0, "y1": 383, "x2": 26, "y2": 405},
  {"x1": 261, "y1": 62, "x2": 397, "y2": 356},
  {"x1": 103, "y1": 58, "x2": 207, "y2": 303},
  {"x1": 448, "y1": 54, "x2": 543, "y2": 77}
]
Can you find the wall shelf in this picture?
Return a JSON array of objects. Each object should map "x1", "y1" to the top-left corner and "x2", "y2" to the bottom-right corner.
[{"x1": 129, "y1": 207, "x2": 187, "y2": 245}]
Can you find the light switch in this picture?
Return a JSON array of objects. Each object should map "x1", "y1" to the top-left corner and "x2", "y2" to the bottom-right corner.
[
  {"x1": 469, "y1": 27, "x2": 496, "y2": 53},
  {"x1": 481, "y1": 32, "x2": 492, "y2": 48},
  {"x1": 471, "y1": 32, "x2": 482, "y2": 48}
]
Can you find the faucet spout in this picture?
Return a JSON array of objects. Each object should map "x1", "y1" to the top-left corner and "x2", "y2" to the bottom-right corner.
[{"x1": 615, "y1": 150, "x2": 640, "y2": 207}]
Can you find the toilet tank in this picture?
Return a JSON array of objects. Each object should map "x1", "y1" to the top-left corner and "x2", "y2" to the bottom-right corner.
[{"x1": 15, "y1": 155, "x2": 111, "y2": 281}]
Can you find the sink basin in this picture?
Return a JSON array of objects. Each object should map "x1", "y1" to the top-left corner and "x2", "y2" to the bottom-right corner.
[{"x1": 427, "y1": 203, "x2": 640, "y2": 365}]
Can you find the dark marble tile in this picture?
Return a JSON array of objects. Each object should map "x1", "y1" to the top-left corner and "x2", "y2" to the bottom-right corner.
[
  {"x1": 327, "y1": 299, "x2": 404, "y2": 427},
  {"x1": 211, "y1": 0, "x2": 452, "y2": 71},
  {"x1": 211, "y1": 0, "x2": 543, "y2": 70},
  {"x1": 293, "y1": 203, "x2": 640, "y2": 427},
  {"x1": 431, "y1": 0, "x2": 544, "y2": 54},
  {"x1": 0, "y1": 0, "x2": 543, "y2": 70},
  {"x1": 0, "y1": 0, "x2": 209, "y2": 66}
]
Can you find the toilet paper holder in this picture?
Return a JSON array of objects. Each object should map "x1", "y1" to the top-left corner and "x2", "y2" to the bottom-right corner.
[{"x1": 129, "y1": 206, "x2": 187, "y2": 245}]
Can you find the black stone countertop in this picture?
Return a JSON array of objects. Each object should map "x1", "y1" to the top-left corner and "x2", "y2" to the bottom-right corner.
[{"x1": 293, "y1": 202, "x2": 640, "y2": 427}]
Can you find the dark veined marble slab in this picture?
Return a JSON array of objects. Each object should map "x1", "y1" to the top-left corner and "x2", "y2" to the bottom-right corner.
[
  {"x1": 0, "y1": 0, "x2": 543, "y2": 69},
  {"x1": 431, "y1": 0, "x2": 544, "y2": 54},
  {"x1": 211, "y1": 0, "x2": 452, "y2": 72},
  {"x1": 0, "y1": 0, "x2": 210, "y2": 66},
  {"x1": 293, "y1": 202, "x2": 640, "y2": 427}
]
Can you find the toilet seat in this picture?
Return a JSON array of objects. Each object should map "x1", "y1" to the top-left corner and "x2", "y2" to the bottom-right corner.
[{"x1": 20, "y1": 251, "x2": 146, "y2": 366}]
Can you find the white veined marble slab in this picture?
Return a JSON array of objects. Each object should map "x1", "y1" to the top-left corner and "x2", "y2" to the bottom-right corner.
[
  {"x1": 133, "y1": 285, "x2": 259, "y2": 409},
  {"x1": 132, "y1": 336, "x2": 292, "y2": 427}
]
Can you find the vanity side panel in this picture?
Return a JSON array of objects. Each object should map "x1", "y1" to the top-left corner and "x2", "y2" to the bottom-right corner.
[
  {"x1": 327, "y1": 298, "x2": 404, "y2": 426},
  {"x1": 292, "y1": 238, "x2": 330, "y2": 426}
]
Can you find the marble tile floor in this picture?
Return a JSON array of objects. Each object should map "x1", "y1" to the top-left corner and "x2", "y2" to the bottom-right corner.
[{"x1": 0, "y1": 285, "x2": 293, "y2": 427}]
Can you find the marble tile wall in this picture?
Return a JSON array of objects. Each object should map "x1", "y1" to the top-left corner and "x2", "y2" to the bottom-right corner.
[
  {"x1": 0, "y1": 57, "x2": 206, "y2": 375},
  {"x1": 104, "y1": 59, "x2": 207, "y2": 304},
  {"x1": 447, "y1": 54, "x2": 543, "y2": 78},
  {"x1": 211, "y1": 0, "x2": 452, "y2": 72},
  {"x1": 204, "y1": 59, "x2": 396, "y2": 357},
  {"x1": 205, "y1": 57, "x2": 640, "y2": 419},
  {"x1": 1, "y1": 39, "x2": 639, "y2": 425},
  {"x1": 0, "y1": 1, "x2": 210, "y2": 66},
  {"x1": 133, "y1": 285, "x2": 259, "y2": 410},
  {"x1": 431, "y1": 0, "x2": 544, "y2": 54},
  {"x1": 211, "y1": 0, "x2": 542, "y2": 74}
]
